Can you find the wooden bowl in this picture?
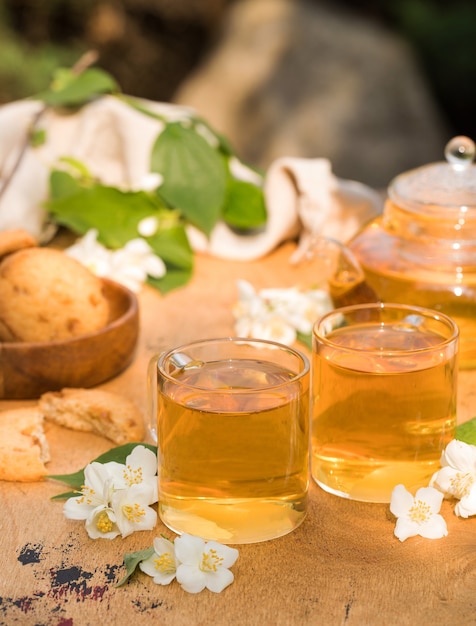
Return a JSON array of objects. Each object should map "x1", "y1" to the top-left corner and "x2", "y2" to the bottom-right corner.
[{"x1": 0, "y1": 279, "x2": 139, "y2": 399}]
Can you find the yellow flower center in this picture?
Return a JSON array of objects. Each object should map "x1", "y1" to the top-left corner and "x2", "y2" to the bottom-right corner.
[
  {"x1": 450, "y1": 472, "x2": 475, "y2": 499},
  {"x1": 122, "y1": 503, "x2": 145, "y2": 523},
  {"x1": 96, "y1": 511, "x2": 114, "y2": 533},
  {"x1": 154, "y1": 552, "x2": 175, "y2": 574},
  {"x1": 123, "y1": 464, "x2": 144, "y2": 487},
  {"x1": 408, "y1": 499, "x2": 432, "y2": 524},
  {"x1": 200, "y1": 549, "x2": 224, "y2": 573},
  {"x1": 76, "y1": 485, "x2": 96, "y2": 506}
]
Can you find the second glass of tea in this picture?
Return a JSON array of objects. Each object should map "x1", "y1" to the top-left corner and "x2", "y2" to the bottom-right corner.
[
  {"x1": 149, "y1": 337, "x2": 310, "y2": 544},
  {"x1": 311, "y1": 303, "x2": 459, "y2": 503}
]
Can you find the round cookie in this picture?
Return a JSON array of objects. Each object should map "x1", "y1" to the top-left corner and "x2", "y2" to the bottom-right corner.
[
  {"x1": 0, "y1": 247, "x2": 110, "y2": 342},
  {"x1": 39, "y1": 387, "x2": 145, "y2": 444},
  {"x1": 0, "y1": 407, "x2": 50, "y2": 482},
  {"x1": 0, "y1": 228, "x2": 37, "y2": 259}
]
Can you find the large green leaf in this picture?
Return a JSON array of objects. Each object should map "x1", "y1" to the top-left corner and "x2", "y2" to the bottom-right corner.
[
  {"x1": 151, "y1": 122, "x2": 227, "y2": 236},
  {"x1": 147, "y1": 224, "x2": 194, "y2": 293},
  {"x1": 147, "y1": 224, "x2": 193, "y2": 269},
  {"x1": 223, "y1": 178, "x2": 267, "y2": 229},
  {"x1": 38, "y1": 67, "x2": 118, "y2": 107},
  {"x1": 120, "y1": 96, "x2": 233, "y2": 158},
  {"x1": 46, "y1": 184, "x2": 168, "y2": 248},
  {"x1": 49, "y1": 169, "x2": 83, "y2": 200}
]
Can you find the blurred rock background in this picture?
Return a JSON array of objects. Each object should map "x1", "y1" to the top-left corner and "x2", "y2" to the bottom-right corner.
[{"x1": 1, "y1": 0, "x2": 475, "y2": 188}]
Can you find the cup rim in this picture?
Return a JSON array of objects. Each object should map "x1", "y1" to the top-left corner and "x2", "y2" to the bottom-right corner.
[
  {"x1": 157, "y1": 336, "x2": 310, "y2": 391},
  {"x1": 313, "y1": 302, "x2": 459, "y2": 354}
]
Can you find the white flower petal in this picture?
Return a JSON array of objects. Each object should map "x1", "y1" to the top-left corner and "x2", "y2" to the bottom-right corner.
[
  {"x1": 143, "y1": 254, "x2": 166, "y2": 278},
  {"x1": 126, "y1": 446, "x2": 158, "y2": 477},
  {"x1": 394, "y1": 517, "x2": 420, "y2": 542},
  {"x1": 228, "y1": 156, "x2": 263, "y2": 185},
  {"x1": 442, "y1": 439, "x2": 476, "y2": 473},
  {"x1": 65, "y1": 230, "x2": 167, "y2": 291},
  {"x1": 137, "y1": 216, "x2": 160, "y2": 237},
  {"x1": 123, "y1": 238, "x2": 152, "y2": 255},
  {"x1": 64, "y1": 464, "x2": 115, "y2": 522},
  {"x1": 204, "y1": 568, "x2": 235, "y2": 593},
  {"x1": 205, "y1": 541, "x2": 239, "y2": 569},
  {"x1": 139, "y1": 537, "x2": 177, "y2": 585},
  {"x1": 390, "y1": 484, "x2": 447, "y2": 542},
  {"x1": 389, "y1": 484, "x2": 414, "y2": 517},
  {"x1": 414, "y1": 486, "x2": 444, "y2": 513},
  {"x1": 174, "y1": 534, "x2": 204, "y2": 564},
  {"x1": 455, "y1": 483, "x2": 476, "y2": 518},
  {"x1": 430, "y1": 466, "x2": 461, "y2": 497},
  {"x1": 140, "y1": 173, "x2": 163, "y2": 191},
  {"x1": 63, "y1": 496, "x2": 92, "y2": 521},
  {"x1": 112, "y1": 484, "x2": 157, "y2": 537},
  {"x1": 236, "y1": 279, "x2": 256, "y2": 299},
  {"x1": 233, "y1": 280, "x2": 333, "y2": 346},
  {"x1": 173, "y1": 534, "x2": 238, "y2": 594},
  {"x1": 176, "y1": 565, "x2": 207, "y2": 594},
  {"x1": 418, "y1": 514, "x2": 448, "y2": 539},
  {"x1": 85, "y1": 506, "x2": 120, "y2": 540}
]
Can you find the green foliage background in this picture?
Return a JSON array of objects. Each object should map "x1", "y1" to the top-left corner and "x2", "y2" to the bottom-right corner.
[{"x1": 350, "y1": 0, "x2": 476, "y2": 140}]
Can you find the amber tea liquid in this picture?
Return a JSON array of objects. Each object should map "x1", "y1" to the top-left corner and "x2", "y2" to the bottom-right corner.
[
  {"x1": 360, "y1": 264, "x2": 476, "y2": 369},
  {"x1": 157, "y1": 357, "x2": 309, "y2": 543},
  {"x1": 312, "y1": 309, "x2": 458, "y2": 503}
]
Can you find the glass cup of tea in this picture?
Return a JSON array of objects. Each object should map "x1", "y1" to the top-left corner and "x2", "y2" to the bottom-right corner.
[
  {"x1": 148, "y1": 337, "x2": 310, "y2": 544},
  {"x1": 311, "y1": 303, "x2": 459, "y2": 503}
]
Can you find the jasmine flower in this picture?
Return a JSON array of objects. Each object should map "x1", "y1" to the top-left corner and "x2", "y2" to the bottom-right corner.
[{"x1": 390, "y1": 484, "x2": 448, "y2": 542}]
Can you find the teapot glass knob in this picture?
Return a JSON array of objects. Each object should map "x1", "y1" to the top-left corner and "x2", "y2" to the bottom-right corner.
[{"x1": 445, "y1": 135, "x2": 475, "y2": 170}]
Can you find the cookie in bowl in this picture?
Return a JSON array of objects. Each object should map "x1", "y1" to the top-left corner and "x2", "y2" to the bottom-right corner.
[{"x1": 0, "y1": 247, "x2": 110, "y2": 342}]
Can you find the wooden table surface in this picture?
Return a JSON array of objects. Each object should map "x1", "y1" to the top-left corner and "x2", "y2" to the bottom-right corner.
[{"x1": 1, "y1": 242, "x2": 476, "y2": 626}]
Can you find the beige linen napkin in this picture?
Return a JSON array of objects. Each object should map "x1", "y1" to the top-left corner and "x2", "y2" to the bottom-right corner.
[
  {"x1": 0, "y1": 96, "x2": 381, "y2": 256},
  {"x1": 189, "y1": 156, "x2": 382, "y2": 260},
  {"x1": 0, "y1": 96, "x2": 190, "y2": 241}
]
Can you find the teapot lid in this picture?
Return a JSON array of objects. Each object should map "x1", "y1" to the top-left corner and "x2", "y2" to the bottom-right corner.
[{"x1": 389, "y1": 136, "x2": 476, "y2": 212}]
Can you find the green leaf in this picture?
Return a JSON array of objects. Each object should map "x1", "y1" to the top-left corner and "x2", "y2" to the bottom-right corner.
[
  {"x1": 49, "y1": 170, "x2": 83, "y2": 200},
  {"x1": 146, "y1": 223, "x2": 194, "y2": 293},
  {"x1": 115, "y1": 547, "x2": 155, "y2": 587},
  {"x1": 151, "y1": 122, "x2": 227, "y2": 236},
  {"x1": 119, "y1": 97, "x2": 233, "y2": 158},
  {"x1": 30, "y1": 128, "x2": 47, "y2": 148},
  {"x1": 50, "y1": 489, "x2": 81, "y2": 502},
  {"x1": 296, "y1": 331, "x2": 312, "y2": 351},
  {"x1": 147, "y1": 223, "x2": 193, "y2": 270},
  {"x1": 57, "y1": 156, "x2": 94, "y2": 181},
  {"x1": 456, "y1": 417, "x2": 476, "y2": 445},
  {"x1": 148, "y1": 264, "x2": 193, "y2": 294},
  {"x1": 38, "y1": 67, "x2": 118, "y2": 107},
  {"x1": 223, "y1": 178, "x2": 267, "y2": 230},
  {"x1": 118, "y1": 95, "x2": 168, "y2": 125},
  {"x1": 46, "y1": 173, "x2": 195, "y2": 294},
  {"x1": 47, "y1": 442, "x2": 157, "y2": 498},
  {"x1": 46, "y1": 185, "x2": 168, "y2": 247},
  {"x1": 192, "y1": 116, "x2": 234, "y2": 157}
]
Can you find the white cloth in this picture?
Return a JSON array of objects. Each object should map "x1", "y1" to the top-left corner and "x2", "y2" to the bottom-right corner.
[{"x1": 0, "y1": 96, "x2": 382, "y2": 256}]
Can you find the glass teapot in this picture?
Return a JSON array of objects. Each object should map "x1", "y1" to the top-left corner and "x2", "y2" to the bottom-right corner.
[{"x1": 313, "y1": 136, "x2": 476, "y2": 369}]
